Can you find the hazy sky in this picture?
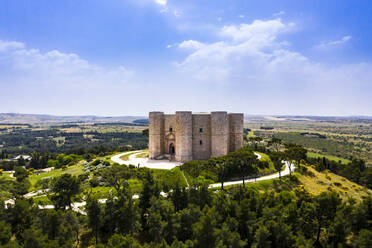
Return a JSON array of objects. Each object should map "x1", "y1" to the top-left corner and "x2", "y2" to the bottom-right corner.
[{"x1": 0, "y1": 0, "x2": 371, "y2": 116}]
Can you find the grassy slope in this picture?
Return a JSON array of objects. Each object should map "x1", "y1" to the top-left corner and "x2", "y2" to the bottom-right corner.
[
  {"x1": 223, "y1": 165, "x2": 370, "y2": 202},
  {"x1": 152, "y1": 167, "x2": 188, "y2": 188},
  {"x1": 254, "y1": 151, "x2": 276, "y2": 174},
  {"x1": 298, "y1": 166, "x2": 370, "y2": 202}
]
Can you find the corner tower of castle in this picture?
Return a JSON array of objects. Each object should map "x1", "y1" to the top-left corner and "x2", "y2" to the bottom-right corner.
[{"x1": 149, "y1": 111, "x2": 243, "y2": 163}]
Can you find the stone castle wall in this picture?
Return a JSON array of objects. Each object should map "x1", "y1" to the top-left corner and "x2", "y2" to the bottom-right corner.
[
  {"x1": 175, "y1": 112, "x2": 193, "y2": 162},
  {"x1": 228, "y1": 113, "x2": 244, "y2": 152},
  {"x1": 149, "y1": 111, "x2": 243, "y2": 162},
  {"x1": 149, "y1": 112, "x2": 164, "y2": 159},
  {"x1": 211, "y1": 112, "x2": 229, "y2": 157},
  {"x1": 192, "y1": 114, "x2": 211, "y2": 160}
]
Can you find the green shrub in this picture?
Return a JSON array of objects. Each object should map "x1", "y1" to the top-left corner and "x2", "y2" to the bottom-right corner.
[{"x1": 333, "y1": 182, "x2": 342, "y2": 187}]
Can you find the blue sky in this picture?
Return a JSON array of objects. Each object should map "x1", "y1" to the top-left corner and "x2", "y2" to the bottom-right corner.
[{"x1": 0, "y1": 0, "x2": 371, "y2": 116}]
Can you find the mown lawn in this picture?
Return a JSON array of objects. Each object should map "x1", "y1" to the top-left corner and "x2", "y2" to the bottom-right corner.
[
  {"x1": 119, "y1": 152, "x2": 137, "y2": 161},
  {"x1": 28, "y1": 163, "x2": 84, "y2": 191},
  {"x1": 135, "y1": 150, "x2": 148, "y2": 158}
]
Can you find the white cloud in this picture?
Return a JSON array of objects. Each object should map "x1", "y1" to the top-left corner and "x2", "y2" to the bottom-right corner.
[
  {"x1": 0, "y1": 40, "x2": 25, "y2": 52},
  {"x1": 219, "y1": 19, "x2": 289, "y2": 44},
  {"x1": 238, "y1": 14, "x2": 245, "y2": 18},
  {"x1": 174, "y1": 18, "x2": 372, "y2": 110},
  {"x1": 273, "y1": 11, "x2": 285, "y2": 17},
  {"x1": 155, "y1": 0, "x2": 167, "y2": 6},
  {"x1": 0, "y1": 41, "x2": 133, "y2": 86},
  {"x1": 317, "y1": 35, "x2": 352, "y2": 48},
  {"x1": 178, "y1": 40, "x2": 205, "y2": 50}
]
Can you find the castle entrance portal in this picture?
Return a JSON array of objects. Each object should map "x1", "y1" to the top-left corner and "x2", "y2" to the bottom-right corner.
[{"x1": 169, "y1": 143, "x2": 175, "y2": 155}]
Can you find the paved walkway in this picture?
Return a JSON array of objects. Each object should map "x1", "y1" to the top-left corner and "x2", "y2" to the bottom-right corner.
[{"x1": 111, "y1": 151, "x2": 182, "y2": 170}]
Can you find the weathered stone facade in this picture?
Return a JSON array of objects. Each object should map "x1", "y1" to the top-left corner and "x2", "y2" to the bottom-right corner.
[{"x1": 149, "y1": 111, "x2": 244, "y2": 162}]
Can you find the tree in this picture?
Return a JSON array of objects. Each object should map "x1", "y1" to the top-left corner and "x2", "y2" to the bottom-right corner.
[
  {"x1": 216, "y1": 163, "x2": 227, "y2": 190},
  {"x1": 146, "y1": 197, "x2": 178, "y2": 244},
  {"x1": 139, "y1": 170, "x2": 160, "y2": 215},
  {"x1": 268, "y1": 137, "x2": 282, "y2": 152},
  {"x1": 170, "y1": 183, "x2": 188, "y2": 212},
  {"x1": 22, "y1": 228, "x2": 55, "y2": 248},
  {"x1": 107, "y1": 234, "x2": 142, "y2": 248},
  {"x1": 178, "y1": 206, "x2": 202, "y2": 242},
  {"x1": 8, "y1": 198, "x2": 33, "y2": 242},
  {"x1": 0, "y1": 221, "x2": 12, "y2": 245},
  {"x1": 0, "y1": 150, "x2": 6, "y2": 159},
  {"x1": 147, "y1": 210, "x2": 164, "y2": 243},
  {"x1": 269, "y1": 152, "x2": 285, "y2": 179},
  {"x1": 17, "y1": 156, "x2": 26, "y2": 166},
  {"x1": 100, "y1": 163, "x2": 132, "y2": 192},
  {"x1": 86, "y1": 196, "x2": 102, "y2": 245},
  {"x1": 193, "y1": 206, "x2": 219, "y2": 248},
  {"x1": 235, "y1": 151, "x2": 257, "y2": 187},
  {"x1": 248, "y1": 137, "x2": 263, "y2": 150},
  {"x1": 14, "y1": 166, "x2": 28, "y2": 182},
  {"x1": 50, "y1": 174, "x2": 81, "y2": 210},
  {"x1": 284, "y1": 144, "x2": 307, "y2": 175},
  {"x1": 142, "y1": 129, "x2": 149, "y2": 137},
  {"x1": 215, "y1": 223, "x2": 246, "y2": 248},
  {"x1": 255, "y1": 226, "x2": 271, "y2": 248},
  {"x1": 115, "y1": 182, "x2": 141, "y2": 236},
  {"x1": 313, "y1": 192, "x2": 341, "y2": 246},
  {"x1": 355, "y1": 229, "x2": 372, "y2": 248}
]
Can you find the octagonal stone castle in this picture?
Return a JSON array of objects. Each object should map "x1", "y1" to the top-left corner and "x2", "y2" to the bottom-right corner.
[{"x1": 149, "y1": 111, "x2": 244, "y2": 162}]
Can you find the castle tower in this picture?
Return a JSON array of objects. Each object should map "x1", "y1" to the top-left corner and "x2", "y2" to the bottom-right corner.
[
  {"x1": 228, "y1": 113, "x2": 244, "y2": 152},
  {"x1": 211, "y1": 111, "x2": 229, "y2": 157},
  {"x1": 149, "y1": 111, "x2": 164, "y2": 159},
  {"x1": 175, "y1": 111, "x2": 193, "y2": 162},
  {"x1": 192, "y1": 113, "x2": 211, "y2": 160}
]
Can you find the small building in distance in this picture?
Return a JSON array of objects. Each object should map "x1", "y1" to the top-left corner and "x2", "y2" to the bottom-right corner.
[
  {"x1": 149, "y1": 111, "x2": 244, "y2": 162},
  {"x1": 11, "y1": 155, "x2": 31, "y2": 161}
]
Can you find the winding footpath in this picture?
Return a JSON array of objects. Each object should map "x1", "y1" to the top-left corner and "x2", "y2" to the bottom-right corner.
[{"x1": 5, "y1": 151, "x2": 293, "y2": 215}]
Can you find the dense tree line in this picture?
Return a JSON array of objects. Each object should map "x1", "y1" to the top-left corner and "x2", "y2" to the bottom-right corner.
[
  {"x1": 0, "y1": 128, "x2": 148, "y2": 156},
  {"x1": 270, "y1": 132, "x2": 372, "y2": 165},
  {"x1": 1, "y1": 169, "x2": 371, "y2": 247}
]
